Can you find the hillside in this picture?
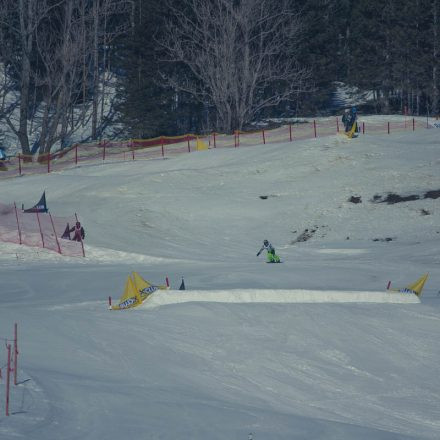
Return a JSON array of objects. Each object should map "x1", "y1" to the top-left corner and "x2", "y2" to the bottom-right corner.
[{"x1": 0, "y1": 122, "x2": 439, "y2": 440}]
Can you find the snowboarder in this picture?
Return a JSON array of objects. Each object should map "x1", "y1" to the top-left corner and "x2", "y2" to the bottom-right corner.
[
  {"x1": 256, "y1": 239, "x2": 281, "y2": 263},
  {"x1": 69, "y1": 221, "x2": 85, "y2": 242}
]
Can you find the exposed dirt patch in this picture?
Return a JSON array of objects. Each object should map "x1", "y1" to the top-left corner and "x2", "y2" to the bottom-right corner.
[
  {"x1": 371, "y1": 189, "x2": 440, "y2": 204},
  {"x1": 424, "y1": 190, "x2": 440, "y2": 199},
  {"x1": 291, "y1": 225, "x2": 328, "y2": 244},
  {"x1": 348, "y1": 195, "x2": 362, "y2": 204}
]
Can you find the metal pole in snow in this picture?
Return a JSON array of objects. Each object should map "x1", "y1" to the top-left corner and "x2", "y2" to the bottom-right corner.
[
  {"x1": 313, "y1": 120, "x2": 317, "y2": 138},
  {"x1": 387, "y1": 281, "x2": 391, "y2": 290},
  {"x1": 336, "y1": 117, "x2": 339, "y2": 133},
  {"x1": 262, "y1": 129, "x2": 266, "y2": 144},
  {"x1": 387, "y1": 121, "x2": 390, "y2": 134},
  {"x1": 289, "y1": 124, "x2": 292, "y2": 141},
  {"x1": 166, "y1": 277, "x2": 170, "y2": 288}
]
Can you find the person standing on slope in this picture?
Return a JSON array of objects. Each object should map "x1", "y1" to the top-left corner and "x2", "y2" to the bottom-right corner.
[
  {"x1": 257, "y1": 239, "x2": 281, "y2": 263},
  {"x1": 69, "y1": 221, "x2": 85, "y2": 242}
]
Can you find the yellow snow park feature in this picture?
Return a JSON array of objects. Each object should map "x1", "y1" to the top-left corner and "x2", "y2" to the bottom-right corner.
[
  {"x1": 390, "y1": 273, "x2": 429, "y2": 297},
  {"x1": 111, "y1": 275, "x2": 142, "y2": 310},
  {"x1": 345, "y1": 122, "x2": 358, "y2": 139},
  {"x1": 111, "y1": 272, "x2": 168, "y2": 310},
  {"x1": 131, "y1": 271, "x2": 168, "y2": 301},
  {"x1": 196, "y1": 137, "x2": 208, "y2": 151}
]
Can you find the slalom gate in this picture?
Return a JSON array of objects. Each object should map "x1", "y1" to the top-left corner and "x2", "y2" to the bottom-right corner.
[
  {"x1": 0, "y1": 203, "x2": 85, "y2": 257},
  {"x1": 0, "y1": 117, "x2": 429, "y2": 180}
]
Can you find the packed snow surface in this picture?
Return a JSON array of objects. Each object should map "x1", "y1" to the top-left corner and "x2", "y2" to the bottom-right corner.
[{"x1": 0, "y1": 119, "x2": 439, "y2": 440}]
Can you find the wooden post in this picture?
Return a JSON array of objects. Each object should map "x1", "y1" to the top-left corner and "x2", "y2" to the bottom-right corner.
[
  {"x1": 362, "y1": 122, "x2": 365, "y2": 134},
  {"x1": 289, "y1": 124, "x2": 292, "y2": 141},
  {"x1": 18, "y1": 154, "x2": 22, "y2": 176},
  {"x1": 14, "y1": 202, "x2": 22, "y2": 245},
  {"x1": 49, "y1": 213, "x2": 62, "y2": 254},
  {"x1": 75, "y1": 144, "x2": 78, "y2": 164},
  {"x1": 336, "y1": 117, "x2": 339, "y2": 133},
  {"x1": 108, "y1": 296, "x2": 112, "y2": 308},
  {"x1": 234, "y1": 131, "x2": 237, "y2": 148},
  {"x1": 103, "y1": 143, "x2": 106, "y2": 161},
  {"x1": 313, "y1": 120, "x2": 317, "y2": 138},
  {"x1": 36, "y1": 211, "x2": 45, "y2": 248},
  {"x1": 386, "y1": 281, "x2": 391, "y2": 290},
  {"x1": 412, "y1": 118, "x2": 415, "y2": 131},
  {"x1": 187, "y1": 136, "x2": 191, "y2": 153},
  {"x1": 47, "y1": 153, "x2": 50, "y2": 173},
  {"x1": 387, "y1": 121, "x2": 390, "y2": 134},
  {"x1": 213, "y1": 132, "x2": 216, "y2": 148},
  {"x1": 161, "y1": 136, "x2": 165, "y2": 157},
  {"x1": 6, "y1": 344, "x2": 11, "y2": 416},
  {"x1": 166, "y1": 277, "x2": 170, "y2": 288},
  {"x1": 262, "y1": 129, "x2": 266, "y2": 144},
  {"x1": 13, "y1": 323, "x2": 18, "y2": 386}
]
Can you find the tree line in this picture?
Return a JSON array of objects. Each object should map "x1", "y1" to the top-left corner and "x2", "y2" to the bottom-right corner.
[{"x1": 0, "y1": 0, "x2": 439, "y2": 156}]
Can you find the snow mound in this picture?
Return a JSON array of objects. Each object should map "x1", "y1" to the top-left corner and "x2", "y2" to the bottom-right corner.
[{"x1": 141, "y1": 289, "x2": 420, "y2": 309}]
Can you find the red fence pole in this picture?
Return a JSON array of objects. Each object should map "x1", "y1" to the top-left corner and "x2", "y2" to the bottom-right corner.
[
  {"x1": 14, "y1": 202, "x2": 22, "y2": 245},
  {"x1": 313, "y1": 120, "x2": 317, "y2": 138},
  {"x1": 262, "y1": 129, "x2": 266, "y2": 144},
  {"x1": 13, "y1": 323, "x2": 18, "y2": 386},
  {"x1": 289, "y1": 124, "x2": 293, "y2": 141},
  {"x1": 49, "y1": 213, "x2": 62, "y2": 254},
  {"x1": 6, "y1": 344, "x2": 11, "y2": 416},
  {"x1": 36, "y1": 211, "x2": 45, "y2": 248}
]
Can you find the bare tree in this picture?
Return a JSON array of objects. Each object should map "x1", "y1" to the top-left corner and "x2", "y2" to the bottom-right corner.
[{"x1": 160, "y1": 0, "x2": 311, "y2": 132}]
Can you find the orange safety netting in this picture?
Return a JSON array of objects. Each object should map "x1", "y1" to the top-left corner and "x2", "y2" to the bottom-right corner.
[{"x1": 0, "y1": 118, "x2": 428, "y2": 180}]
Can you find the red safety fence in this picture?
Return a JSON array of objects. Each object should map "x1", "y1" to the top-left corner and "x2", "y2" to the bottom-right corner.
[
  {"x1": 0, "y1": 203, "x2": 85, "y2": 257},
  {"x1": 0, "y1": 117, "x2": 429, "y2": 180}
]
